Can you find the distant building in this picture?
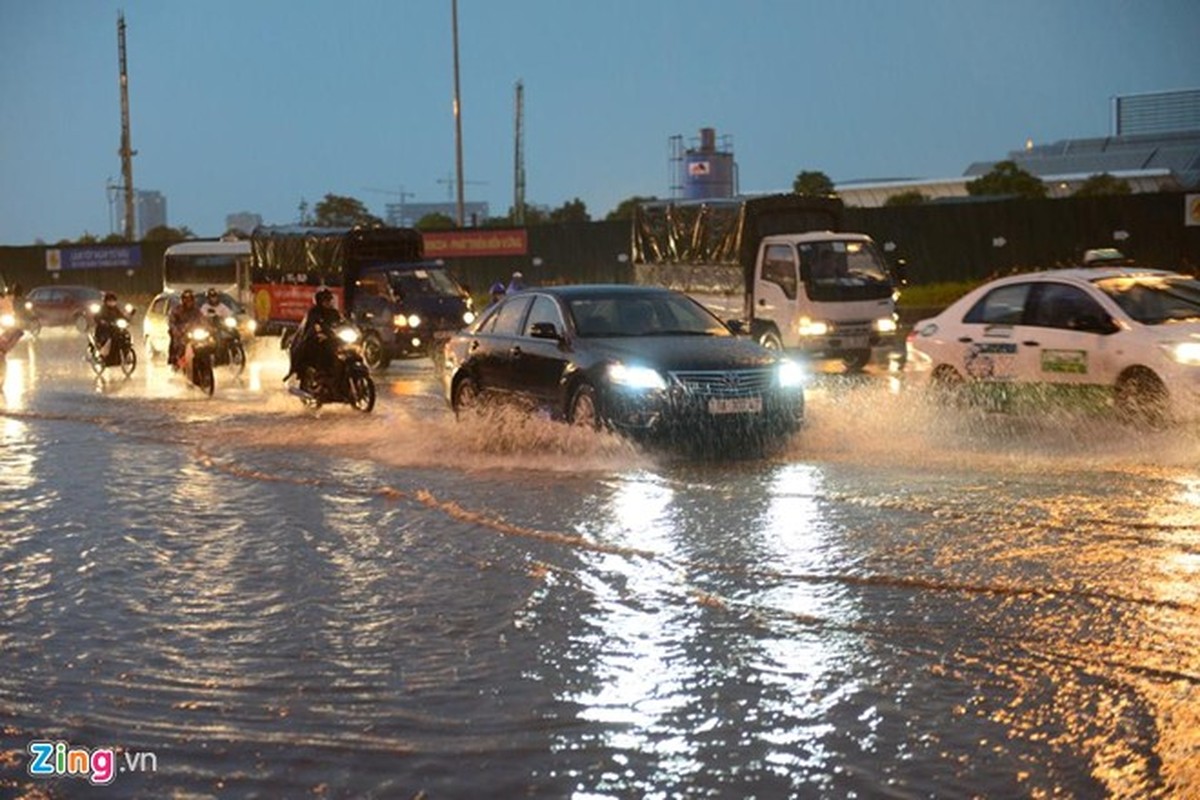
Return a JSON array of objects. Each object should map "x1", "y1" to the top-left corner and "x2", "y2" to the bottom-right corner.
[
  {"x1": 833, "y1": 89, "x2": 1200, "y2": 208},
  {"x1": 226, "y1": 211, "x2": 263, "y2": 235},
  {"x1": 135, "y1": 190, "x2": 167, "y2": 238},
  {"x1": 384, "y1": 201, "x2": 490, "y2": 228},
  {"x1": 1113, "y1": 88, "x2": 1200, "y2": 137}
]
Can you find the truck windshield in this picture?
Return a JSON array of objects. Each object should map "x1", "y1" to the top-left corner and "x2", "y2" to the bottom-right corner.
[
  {"x1": 1095, "y1": 276, "x2": 1200, "y2": 324},
  {"x1": 800, "y1": 241, "x2": 894, "y2": 302},
  {"x1": 387, "y1": 267, "x2": 463, "y2": 298}
]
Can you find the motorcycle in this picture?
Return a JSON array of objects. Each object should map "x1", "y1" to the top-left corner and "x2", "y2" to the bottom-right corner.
[
  {"x1": 86, "y1": 312, "x2": 138, "y2": 377},
  {"x1": 288, "y1": 322, "x2": 376, "y2": 412},
  {"x1": 177, "y1": 322, "x2": 217, "y2": 396},
  {"x1": 207, "y1": 313, "x2": 247, "y2": 377}
]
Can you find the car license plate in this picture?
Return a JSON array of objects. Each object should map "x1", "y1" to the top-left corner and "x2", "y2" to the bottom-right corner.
[
  {"x1": 708, "y1": 396, "x2": 763, "y2": 415},
  {"x1": 836, "y1": 336, "x2": 869, "y2": 349}
]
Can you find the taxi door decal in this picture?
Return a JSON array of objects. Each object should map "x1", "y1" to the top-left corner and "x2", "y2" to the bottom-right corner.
[
  {"x1": 964, "y1": 342, "x2": 1017, "y2": 379},
  {"x1": 1041, "y1": 349, "x2": 1088, "y2": 375}
]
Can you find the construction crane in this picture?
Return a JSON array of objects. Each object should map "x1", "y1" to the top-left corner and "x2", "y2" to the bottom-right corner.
[
  {"x1": 435, "y1": 173, "x2": 487, "y2": 201},
  {"x1": 363, "y1": 186, "x2": 415, "y2": 226},
  {"x1": 513, "y1": 80, "x2": 525, "y2": 225},
  {"x1": 117, "y1": 11, "x2": 136, "y2": 240}
]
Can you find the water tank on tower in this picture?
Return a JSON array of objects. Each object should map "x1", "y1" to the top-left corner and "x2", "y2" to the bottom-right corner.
[{"x1": 682, "y1": 127, "x2": 736, "y2": 200}]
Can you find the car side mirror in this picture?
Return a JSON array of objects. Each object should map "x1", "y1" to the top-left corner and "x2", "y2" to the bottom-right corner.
[
  {"x1": 529, "y1": 321, "x2": 561, "y2": 340},
  {"x1": 726, "y1": 319, "x2": 749, "y2": 335}
]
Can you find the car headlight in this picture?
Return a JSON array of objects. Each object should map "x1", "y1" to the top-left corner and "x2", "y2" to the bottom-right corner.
[
  {"x1": 874, "y1": 317, "x2": 898, "y2": 334},
  {"x1": 245, "y1": 319, "x2": 257, "y2": 334},
  {"x1": 115, "y1": 318, "x2": 129, "y2": 330},
  {"x1": 0, "y1": 313, "x2": 14, "y2": 328},
  {"x1": 190, "y1": 328, "x2": 211, "y2": 342},
  {"x1": 88, "y1": 303, "x2": 101, "y2": 314},
  {"x1": 223, "y1": 316, "x2": 238, "y2": 329},
  {"x1": 124, "y1": 303, "x2": 135, "y2": 315},
  {"x1": 337, "y1": 326, "x2": 361, "y2": 345},
  {"x1": 608, "y1": 363, "x2": 667, "y2": 391},
  {"x1": 24, "y1": 301, "x2": 32, "y2": 311},
  {"x1": 1164, "y1": 341, "x2": 1200, "y2": 366},
  {"x1": 407, "y1": 314, "x2": 421, "y2": 328},
  {"x1": 797, "y1": 317, "x2": 829, "y2": 337},
  {"x1": 777, "y1": 359, "x2": 805, "y2": 388},
  {"x1": 462, "y1": 310, "x2": 476, "y2": 325}
]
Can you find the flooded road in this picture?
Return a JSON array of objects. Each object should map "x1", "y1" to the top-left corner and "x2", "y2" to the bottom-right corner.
[{"x1": 2, "y1": 331, "x2": 1199, "y2": 798}]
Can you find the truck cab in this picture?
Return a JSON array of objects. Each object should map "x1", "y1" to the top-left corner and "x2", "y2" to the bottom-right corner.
[
  {"x1": 351, "y1": 261, "x2": 475, "y2": 369},
  {"x1": 751, "y1": 232, "x2": 903, "y2": 371}
]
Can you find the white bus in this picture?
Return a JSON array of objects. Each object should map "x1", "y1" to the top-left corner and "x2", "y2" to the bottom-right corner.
[{"x1": 162, "y1": 239, "x2": 251, "y2": 304}]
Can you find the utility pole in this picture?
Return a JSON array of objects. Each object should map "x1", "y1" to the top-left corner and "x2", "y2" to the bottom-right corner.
[
  {"x1": 513, "y1": 80, "x2": 525, "y2": 225},
  {"x1": 117, "y1": 11, "x2": 136, "y2": 240},
  {"x1": 451, "y1": 0, "x2": 465, "y2": 227}
]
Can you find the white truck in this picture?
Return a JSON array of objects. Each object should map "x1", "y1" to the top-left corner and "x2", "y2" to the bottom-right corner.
[{"x1": 632, "y1": 194, "x2": 905, "y2": 371}]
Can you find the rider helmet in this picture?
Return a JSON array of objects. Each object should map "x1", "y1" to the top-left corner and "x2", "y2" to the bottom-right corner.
[
  {"x1": 315, "y1": 289, "x2": 334, "y2": 306},
  {"x1": 206, "y1": 288, "x2": 220, "y2": 304},
  {"x1": 104, "y1": 292, "x2": 118, "y2": 304}
]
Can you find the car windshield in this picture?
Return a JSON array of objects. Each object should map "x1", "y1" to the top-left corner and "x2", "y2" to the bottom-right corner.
[
  {"x1": 568, "y1": 293, "x2": 731, "y2": 337},
  {"x1": 387, "y1": 267, "x2": 463, "y2": 298},
  {"x1": 1094, "y1": 276, "x2": 1200, "y2": 324}
]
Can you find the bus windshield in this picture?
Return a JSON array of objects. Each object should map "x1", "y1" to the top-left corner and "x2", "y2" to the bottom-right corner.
[{"x1": 163, "y1": 241, "x2": 251, "y2": 295}]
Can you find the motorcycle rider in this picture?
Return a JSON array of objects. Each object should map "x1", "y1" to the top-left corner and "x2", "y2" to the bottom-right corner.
[
  {"x1": 168, "y1": 289, "x2": 206, "y2": 368},
  {"x1": 286, "y1": 288, "x2": 343, "y2": 383},
  {"x1": 200, "y1": 288, "x2": 234, "y2": 320},
  {"x1": 92, "y1": 292, "x2": 130, "y2": 358}
]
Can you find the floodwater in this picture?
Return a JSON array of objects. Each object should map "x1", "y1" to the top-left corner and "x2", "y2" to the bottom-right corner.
[{"x1": 1, "y1": 330, "x2": 1198, "y2": 799}]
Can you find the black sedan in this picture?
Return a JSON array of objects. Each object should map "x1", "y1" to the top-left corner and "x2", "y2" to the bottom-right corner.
[{"x1": 442, "y1": 285, "x2": 806, "y2": 449}]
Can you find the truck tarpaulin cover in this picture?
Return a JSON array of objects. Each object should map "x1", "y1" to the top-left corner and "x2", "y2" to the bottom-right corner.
[
  {"x1": 250, "y1": 225, "x2": 423, "y2": 308},
  {"x1": 632, "y1": 195, "x2": 844, "y2": 292}
]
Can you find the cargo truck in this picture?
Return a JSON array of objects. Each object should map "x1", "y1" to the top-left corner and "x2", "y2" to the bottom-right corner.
[{"x1": 632, "y1": 194, "x2": 905, "y2": 371}]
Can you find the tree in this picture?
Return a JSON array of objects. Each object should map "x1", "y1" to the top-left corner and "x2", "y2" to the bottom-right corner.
[
  {"x1": 884, "y1": 190, "x2": 928, "y2": 207},
  {"x1": 792, "y1": 170, "x2": 836, "y2": 198},
  {"x1": 549, "y1": 198, "x2": 590, "y2": 223},
  {"x1": 415, "y1": 212, "x2": 456, "y2": 231},
  {"x1": 143, "y1": 225, "x2": 193, "y2": 242},
  {"x1": 1073, "y1": 173, "x2": 1131, "y2": 198},
  {"x1": 966, "y1": 160, "x2": 1047, "y2": 199},
  {"x1": 606, "y1": 195, "x2": 659, "y2": 222},
  {"x1": 312, "y1": 193, "x2": 383, "y2": 227}
]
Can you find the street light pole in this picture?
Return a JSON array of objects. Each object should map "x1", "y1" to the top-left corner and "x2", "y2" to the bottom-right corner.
[{"x1": 451, "y1": 0, "x2": 465, "y2": 227}]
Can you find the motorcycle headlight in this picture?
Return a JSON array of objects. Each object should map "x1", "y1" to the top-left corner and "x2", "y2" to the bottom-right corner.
[
  {"x1": 1164, "y1": 341, "x2": 1200, "y2": 366},
  {"x1": 88, "y1": 302, "x2": 101, "y2": 315},
  {"x1": 223, "y1": 316, "x2": 238, "y2": 329},
  {"x1": 608, "y1": 363, "x2": 666, "y2": 391},
  {"x1": 777, "y1": 359, "x2": 805, "y2": 388},
  {"x1": 124, "y1": 303, "x2": 135, "y2": 315},
  {"x1": 407, "y1": 314, "x2": 421, "y2": 328},
  {"x1": 246, "y1": 319, "x2": 257, "y2": 334},
  {"x1": 874, "y1": 317, "x2": 898, "y2": 334},
  {"x1": 0, "y1": 313, "x2": 14, "y2": 328},
  {"x1": 190, "y1": 328, "x2": 211, "y2": 342},
  {"x1": 24, "y1": 301, "x2": 32, "y2": 311},
  {"x1": 337, "y1": 327, "x2": 361, "y2": 345},
  {"x1": 797, "y1": 317, "x2": 829, "y2": 337},
  {"x1": 462, "y1": 310, "x2": 476, "y2": 325},
  {"x1": 115, "y1": 318, "x2": 129, "y2": 330}
]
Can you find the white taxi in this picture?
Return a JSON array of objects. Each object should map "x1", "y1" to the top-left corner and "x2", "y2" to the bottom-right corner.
[{"x1": 906, "y1": 267, "x2": 1200, "y2": 422}]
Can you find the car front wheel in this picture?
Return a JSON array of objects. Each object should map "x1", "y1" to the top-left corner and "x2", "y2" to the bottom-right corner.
[
  {"x1": 1115, "y1": 368, "x2": 1169, "y2": 427},
  {"x1": 567, "y1": 382, "x2": 601, "y2": 429}
]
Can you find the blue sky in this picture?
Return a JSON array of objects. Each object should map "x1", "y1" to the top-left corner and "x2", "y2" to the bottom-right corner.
[{"x1": 1, "y1": 0, "x2": 1197, "y2": 245}]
